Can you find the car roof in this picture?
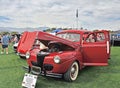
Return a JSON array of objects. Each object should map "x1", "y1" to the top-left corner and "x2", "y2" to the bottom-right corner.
[{"x1": 57, "y1": 29, "x2": 90, "y2": 34}]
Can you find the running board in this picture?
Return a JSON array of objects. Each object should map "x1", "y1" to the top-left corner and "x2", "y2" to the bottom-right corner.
[{"x1": 83, "y1": 63, "x2": 108, "y2": 66}]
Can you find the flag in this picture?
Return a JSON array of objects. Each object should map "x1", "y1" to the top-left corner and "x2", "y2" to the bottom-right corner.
[{"x1": 76, "y1": 9, "x2": 78, "y2": 18}]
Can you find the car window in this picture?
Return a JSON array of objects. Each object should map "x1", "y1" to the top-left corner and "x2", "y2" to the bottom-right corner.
[
  {"x1": 96, "y1": 32, "x2": 105, "y2": 42},
  {"x1": 57, "y1": 33, "x2": 80, "y2": 42},
  {"x1": 86, "y1": 34, "x2": 95, "y2": 43}
]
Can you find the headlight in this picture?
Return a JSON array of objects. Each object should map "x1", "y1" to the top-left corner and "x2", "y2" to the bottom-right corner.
[
  {"x1": 54, "y1": 55, "x2": 61, "y2": 64},
  {"x1": 26, "y1": 52, "x2": 30, "y2": 59}
]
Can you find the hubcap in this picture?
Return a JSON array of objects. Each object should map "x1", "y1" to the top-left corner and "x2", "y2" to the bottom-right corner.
[{"x1": 70, "y1": 63, "x2": 78, "y2": 79}]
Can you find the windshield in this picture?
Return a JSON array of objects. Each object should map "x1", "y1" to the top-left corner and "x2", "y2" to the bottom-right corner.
[{"x1": 57, "y1": 33, "x2": 80, "y2": 42}]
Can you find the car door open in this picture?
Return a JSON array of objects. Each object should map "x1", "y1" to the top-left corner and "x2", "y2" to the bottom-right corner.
[{"x1": 82, "y1": 30, "x2": 110, "y2": 66}]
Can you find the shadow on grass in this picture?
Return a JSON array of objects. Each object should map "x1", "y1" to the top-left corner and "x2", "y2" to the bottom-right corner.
[
  {"x1": 76, "y1": 67, "x2": 100, "y2": 83},
  {"x1": 35, "y1": 62, "x2": 120, "y2": 88},
  {"x1": 35, "y1": 66, "x2": 105, "y2": 88}
]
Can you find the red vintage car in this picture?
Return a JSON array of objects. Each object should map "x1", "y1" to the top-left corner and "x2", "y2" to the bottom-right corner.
[{"x1": 19, "y1": 30, "x2": 110, "y2": 82}]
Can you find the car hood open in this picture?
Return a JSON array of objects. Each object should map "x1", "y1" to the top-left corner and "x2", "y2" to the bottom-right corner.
[
  {"x1": 17, "y1": 31, "x2": 78, "y2": 54},
  {"x1": 17, "y1": 31, "x2": 38, "y2": 53},
  {"x1": 37, "y1": 31, "x2": 78, "y2": 49}
]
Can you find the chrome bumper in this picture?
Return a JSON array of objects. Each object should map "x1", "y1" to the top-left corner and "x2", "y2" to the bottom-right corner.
[{"x1": 31, "y1": 66, "x2": 62, "y2": 78}]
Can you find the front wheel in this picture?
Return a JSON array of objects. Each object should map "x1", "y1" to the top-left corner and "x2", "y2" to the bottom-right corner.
[{"x1": 64, "y1": 61, "x2": 79, "y2": 82}]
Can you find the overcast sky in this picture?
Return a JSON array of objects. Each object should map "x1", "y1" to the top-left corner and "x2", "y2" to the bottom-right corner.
[{"x1": 0, "y1": 0, "x2": 120, "y2": 31}]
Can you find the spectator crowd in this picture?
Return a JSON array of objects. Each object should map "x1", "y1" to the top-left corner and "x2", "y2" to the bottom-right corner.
[{"x1": 0, "y1": 33, "x2": 20, "y2": 54}]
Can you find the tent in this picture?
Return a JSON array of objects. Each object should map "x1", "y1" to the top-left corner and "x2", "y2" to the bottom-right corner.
[{"x1": 52, "y1": 28, "x2": 62, "y2": 33}]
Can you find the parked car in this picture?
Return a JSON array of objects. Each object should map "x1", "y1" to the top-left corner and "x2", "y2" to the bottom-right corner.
[
  {"x1": 19, "y1": 30, "x2": 110, "y2": 82},
  {"x1": 110, "y1": 33, "x2": 120, "y2": 46},
  {"x1": 12, "y1": 34, "x2": 21, "y2": 53}
]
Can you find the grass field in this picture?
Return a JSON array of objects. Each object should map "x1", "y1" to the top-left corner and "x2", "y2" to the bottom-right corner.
[{"x1": 0, "y1": 46, "x2": 120, "y2": 88}]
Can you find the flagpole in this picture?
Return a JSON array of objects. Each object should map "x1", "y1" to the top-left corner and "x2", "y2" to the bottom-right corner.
[
  {"x1": 76, "y1": 9, "x2": 78, "y2": 30},
  {"x1": 76, "y1": 17, "x2": 78, "y2": 30}
]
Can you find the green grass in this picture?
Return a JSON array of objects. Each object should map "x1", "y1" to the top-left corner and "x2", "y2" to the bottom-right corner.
[{"x1": 0, "y1": 46, "x2": 120, "y2": 88}]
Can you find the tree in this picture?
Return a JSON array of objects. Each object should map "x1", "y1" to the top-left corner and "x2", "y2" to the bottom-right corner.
[
  {"x1": 1, "y1": 31, "x2": 10, "y2": 35},
  {"x1": 11, "y1": 31, "x2": 18, "y2": 35}
]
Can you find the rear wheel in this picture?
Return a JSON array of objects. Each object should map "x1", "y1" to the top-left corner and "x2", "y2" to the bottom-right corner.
[{"x1": 64, "y1": 61, "x2": 79, "y2": 82}]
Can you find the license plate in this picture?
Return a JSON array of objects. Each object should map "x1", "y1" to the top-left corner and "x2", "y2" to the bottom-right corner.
[{"x1": 22, "y1": 73, "x2": 38, "y2": 88}]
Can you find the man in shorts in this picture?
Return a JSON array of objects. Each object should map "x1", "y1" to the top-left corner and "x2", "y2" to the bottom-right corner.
[{"x1": 1, "y1": 33, "x2": 10, "y2": 54}]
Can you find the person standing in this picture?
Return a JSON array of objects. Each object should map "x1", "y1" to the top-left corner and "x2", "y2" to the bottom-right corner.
[{"x1": 1, "y1": 33, "x2": 10, "y2": 54}]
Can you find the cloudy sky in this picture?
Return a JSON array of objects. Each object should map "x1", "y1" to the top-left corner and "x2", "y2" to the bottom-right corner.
[{"x1": 0, "y1": 0, "x2": 120, "y2": 31}]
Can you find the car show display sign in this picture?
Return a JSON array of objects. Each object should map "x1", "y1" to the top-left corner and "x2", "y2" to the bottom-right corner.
[{"x1": 22, "y1": 73, "x2": 38, "y2": 88}]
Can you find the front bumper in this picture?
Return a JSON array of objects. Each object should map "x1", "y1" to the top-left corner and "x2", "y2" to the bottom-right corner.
[{"x1": 30, "y1": 66, "x2": 62, "y2": 78}]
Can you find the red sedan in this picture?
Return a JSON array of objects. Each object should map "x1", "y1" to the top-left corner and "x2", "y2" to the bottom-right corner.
[{"x1": 18, "y1": 30, "x2": 110, "y2": 82}]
